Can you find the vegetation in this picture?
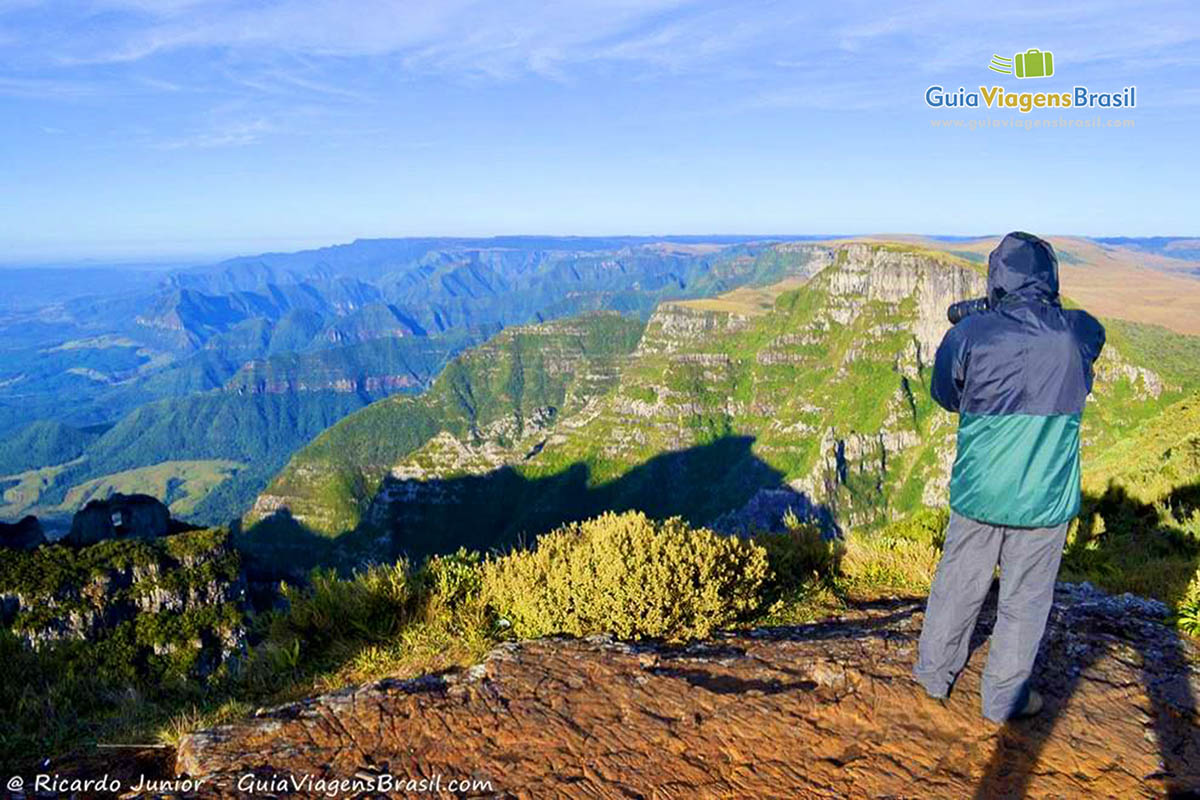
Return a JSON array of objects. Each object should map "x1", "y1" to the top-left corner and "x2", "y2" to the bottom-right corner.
[
  {"x1": 222, "y1": 332, "x2": 476, "y2": 394},
  {"x1": 0, "y1": 528, "x2": 243, "y2": 766},
  {"x1": 3, "y1": 238, "x2": 827, "y2": 531},
  {"x1": 6, "y1": 477, "x2": 1200, "y2": 770},
  {"x1": 58, "y1": 459, "x2": 245, "y2": 518},
  {"x1": 840, "y1": 508, "x2": 947, "y2": 594},
  {"x1": 255, "y1": 312, "x2": 647, "y2": 534},
  {"x1": 1179, "y1": 575, "x2": 1200, "y2": 636},
  {"x1": 1062, "y1": 393, "x2": 1200, "y2": 622},
  {"x1": 0, "y1": 510, "x2": 827, "y2": 768},
  {"x1": 5, "y1": 240, "x2": 1200, "y2": 769},
  {"x1": 0, "y1": 420, "x2": 99, "y2": 477},
  {"x1": 1104, "y1": 319, "x2": 1200, "y2": 389},
  {"x1": 3, "y1": 392, "x2": 386, "y2": 528},
  {"x1": 483, "y1": 511, "x2": 769, "y2": 641}
]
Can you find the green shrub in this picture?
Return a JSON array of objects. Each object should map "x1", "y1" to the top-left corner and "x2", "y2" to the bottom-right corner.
[
  {"x1": 272, "y1": 562, "x2": 414, "y2": 652},
  {"x1": 482, "y1": 511, "x2": 769, "y2": 641},
  {"x1": 885, "y1": 507, "x2": 949, "y2": 548},
  {"x1": 416, "y1": 548, "x2": 484, "y2": 608},
  {"x1": 840, "y1": 508, "x2": 946, "y2": 593},
  {"x1": 756, "y1": 515, "x2": 843, "y2": 599},
  {"x1": 1059, "y1": 489, "x2": 1200, "y2": 615},
  {"x1": 236, "y1": 552, "x2": 495, "y2": 696},
  {"x1": 1173, "y1": 569, "x2": 1200, "y2": 636}
]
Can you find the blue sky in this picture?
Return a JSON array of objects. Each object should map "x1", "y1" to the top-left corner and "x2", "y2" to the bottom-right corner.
[{"x1": 1, "y1": 1, "x2": 1197, "y2": 260}]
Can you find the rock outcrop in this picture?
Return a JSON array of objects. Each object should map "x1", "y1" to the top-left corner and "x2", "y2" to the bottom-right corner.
[
  {"x1": 710, "y1": 486, "x2": 839, "y2": 536},
  {"x1": 0, "y1": 515, "x2": 45, "y2": 550},
  {"x1": 177, "y1": 583, "x2": 1200, "y2": 798},
  {"x1": 64, "y1": 492, "x2": 171, "y2": 546},
  {"x1": 0, "y1": 528, "x2": 245, "y2": 672}
]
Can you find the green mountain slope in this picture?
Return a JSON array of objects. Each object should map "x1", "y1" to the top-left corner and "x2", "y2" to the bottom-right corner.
[
  {"x1": 1056, "y1": 393, "x2": 1200, "y2": 609},
  {"x1": 252, "y1": 242, "x2": 1197, "y2": 561},
  {"x1": 247, "y1": 312, "x2": 646, "y2": 535},
  {"x1": 2, "y1": 393, "x2": 379, "y2": 528},
  {"x1": 1084, "y1": 393, "x2": 1200, "y2": 506},
  {"x1": 0, "y1": 420, "x2": 100, "y2": 477},
  {"x1": 223, "y1": 331, "x2": 481, "y2": 395},
  {"x1": 3, "y1": 239, "x2": 842, "y2": 529},
  {"x1": 0, "y1": 332, "x2": 485, "y2": 528}
]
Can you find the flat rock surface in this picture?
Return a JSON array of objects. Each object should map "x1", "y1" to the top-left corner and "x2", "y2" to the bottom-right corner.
[{"x1": 178, "y1": 584, "x2": 1200, "y2": 798}]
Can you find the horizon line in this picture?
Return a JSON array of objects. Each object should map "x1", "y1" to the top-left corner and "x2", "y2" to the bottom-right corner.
[{"x1": 3, "y1": 231, "x2": 1199, "y2": 268}]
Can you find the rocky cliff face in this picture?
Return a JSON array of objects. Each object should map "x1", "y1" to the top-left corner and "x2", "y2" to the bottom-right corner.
[
  {"x1": 826, "y1": 243, "x2": 985, "y2": 358},
  {"x1": 0, "y1": 527, "x2": 245, "y2": 676},
  {"x1": 175, "y1": 582, "x2": 1200, "y2": 798},
  {"x1": 398, "y1": 242, "x2": 1158, "y2": 533},
  {"x1": 596, "y1": 243, "x2": 985, "y2": 529},
  {"x1": 0, "y1": 515, "x2": 45, "y2": 550},
  {"x1": 64, "y1": 492, "x2": 171, "y2": 546}
]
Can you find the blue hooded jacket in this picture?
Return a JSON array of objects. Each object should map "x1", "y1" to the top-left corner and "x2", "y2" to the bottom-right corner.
[{"x1": 932, "y1": 232, "x2": 1105, "y2": 527}]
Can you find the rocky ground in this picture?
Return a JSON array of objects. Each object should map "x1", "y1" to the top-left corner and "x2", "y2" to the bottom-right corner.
[{"x1": 173, "y1": 583, "x2": 1200, "y2": 799}]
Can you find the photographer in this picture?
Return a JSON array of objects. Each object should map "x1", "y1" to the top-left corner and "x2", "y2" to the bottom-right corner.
[{"x1": 913, "y1": 232, "x2": 1105, "y2": 721}]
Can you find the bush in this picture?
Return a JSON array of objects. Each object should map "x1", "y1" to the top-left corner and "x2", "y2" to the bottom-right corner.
[
  {"x1": 1176, "y1": 570, "x2": 1200, "y2": 636},
  {"x1": 234, "y1": 551, "x2": 497, "y2": 697},
  {"x1": 1060, "y1": 489, "x2": 1200, "y2": 613},
  {"x1": 415, "y1": 548, "x2": 484, "y2": 609},
  {"x1": 271, "y1": 562, "x2": 414, "y2": 656},
  {"x1": 756, "y1": 514, "x2": 843, "y2": 600},
  {"x1": 840, "y1": 507, "x2": 946, "y2": 593},
  {"x1": 482, "y1": 511, "x2": 769, "y2": 642},
  {"x1": 884, "y1": 507, "x2": 949, "y2": 548}
]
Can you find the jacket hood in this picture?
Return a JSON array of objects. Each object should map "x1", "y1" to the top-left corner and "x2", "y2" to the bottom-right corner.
[{"x1": 987, "y1": 232, "x2": 1059, "y2": 305}]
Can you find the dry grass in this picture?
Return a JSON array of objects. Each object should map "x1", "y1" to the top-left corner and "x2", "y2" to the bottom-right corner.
[
  {"x1": 850, "y1": 234, "x2": 1200, "y2": 336},
  {"x1": 674, "y1": 275, "x2": 812, "y2": 316}
]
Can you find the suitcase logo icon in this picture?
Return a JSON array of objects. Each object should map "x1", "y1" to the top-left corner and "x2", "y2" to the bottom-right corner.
[{"x1": 989, "y1": 49, "x2": 1054, "y2": 79}]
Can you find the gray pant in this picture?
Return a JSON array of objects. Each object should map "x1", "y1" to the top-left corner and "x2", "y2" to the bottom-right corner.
[{"x1": 913, "y1": 510, "x2": 1068, "y2": 721}]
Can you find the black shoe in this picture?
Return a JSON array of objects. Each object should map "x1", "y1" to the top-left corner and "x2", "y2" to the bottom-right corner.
[{"x1": 1014, "y1": 689, "x2": 1043, "y2": 718}]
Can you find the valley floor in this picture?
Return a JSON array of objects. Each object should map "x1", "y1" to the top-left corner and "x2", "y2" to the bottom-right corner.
[{"x1": 171, "y1": 584, "x2": 1199, "y2": 799}]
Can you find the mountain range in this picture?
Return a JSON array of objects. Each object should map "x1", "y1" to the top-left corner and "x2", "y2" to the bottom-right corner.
[
  {"x1": 247, "y1": 241, "x2": 1200, "y2": 564},
  {"x1": 3, "y1": 235, "x2": 1199, "y2": 536},
  {"x1": 0, "y1": 236, "x2": 829, "y2": 529}
]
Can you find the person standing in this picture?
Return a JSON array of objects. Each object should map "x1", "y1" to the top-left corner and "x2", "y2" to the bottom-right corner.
[{"x1": 913, "y1": 231, "x2": 1106, "y2": 721}]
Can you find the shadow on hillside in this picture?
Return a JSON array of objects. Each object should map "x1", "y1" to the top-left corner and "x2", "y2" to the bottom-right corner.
[
  {"x1": 971, "y1": 483, "x2": 1200, "y2": 798},
  {"x1": 232, "y1": 509, "x2": 396, "y2": 607},
  {"x1": 367, "y1": 434, "x2": 833, "y2": 562},
  {"x1": 238, "y1": 434, "x2": 836, "y2": 579}
]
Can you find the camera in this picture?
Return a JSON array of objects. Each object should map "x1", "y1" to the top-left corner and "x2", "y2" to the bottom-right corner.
[{"x1": 947, "y1": 297, "x2": 990, "y2": 324}]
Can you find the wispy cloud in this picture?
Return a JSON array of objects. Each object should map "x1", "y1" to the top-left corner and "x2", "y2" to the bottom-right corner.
[
  {"x1": 224, "y1": 62, "x2": 371, "y2": 103},
  {"x1": 36, "y1": 0, "x2": 697, "y2": 72},
  {"x1": 831, "y1": 1, "x2": 1200, "y2": 73},
  {"x1": 5, "y1": 1, "x2": 1197, "y2": 100},
  {"x1": 0, "y1": 74, "x2": 100, "y2": 97},
  {"x1": 138, "y1": 0, "x2": 1195, "y2": 79},
  {"x1": 3, "y1": 0, "x2": 1199, "y2": 147},
  {"x1": 156, "y1": 117, "x2": 274, "y2": 149}
]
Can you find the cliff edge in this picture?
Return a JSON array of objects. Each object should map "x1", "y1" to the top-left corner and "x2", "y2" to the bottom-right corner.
[{"x1": 178, "y1": 583, "x2": 1200, "y2": 798}]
